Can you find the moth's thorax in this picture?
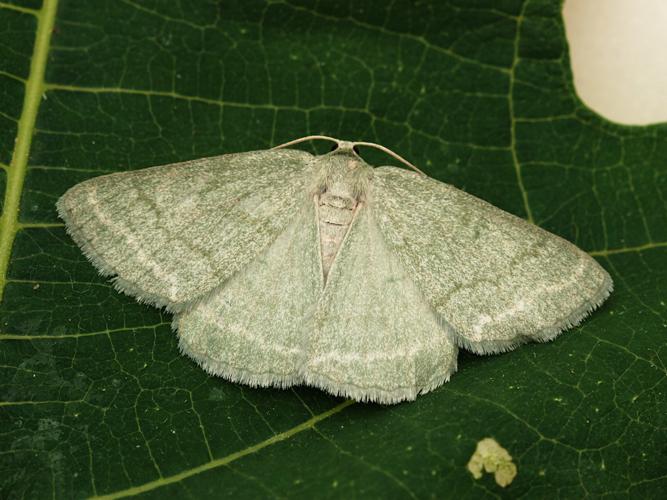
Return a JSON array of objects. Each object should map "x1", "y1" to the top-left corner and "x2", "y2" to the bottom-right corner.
[{"x1": 313, "y1": 152, "x2": 372, "y2": 282}]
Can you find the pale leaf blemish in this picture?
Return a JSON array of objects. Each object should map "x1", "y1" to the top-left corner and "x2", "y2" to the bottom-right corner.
[{"x1": 467, "y1": 437, "x2": 517, "y2": 488}]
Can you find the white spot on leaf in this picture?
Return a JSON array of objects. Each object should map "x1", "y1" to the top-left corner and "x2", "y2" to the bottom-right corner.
[{"x1": 467, "y1": 437, "x2": 517, "y2": 488}]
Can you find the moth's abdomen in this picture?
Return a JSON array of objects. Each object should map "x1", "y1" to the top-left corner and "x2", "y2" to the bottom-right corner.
[{"x1": 318, "y1": 192, "x2": 357, "y2": 281}]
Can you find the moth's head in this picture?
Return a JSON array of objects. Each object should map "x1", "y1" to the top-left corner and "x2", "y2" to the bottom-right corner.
[
  {"x1": 326, "y1": 140, "x2": 366, "y2": 171},
  {"x1": 315, "y1": 140, "x2": 371, "y2": 180},
  {"x1": 310, "y1": 144, "x2": 373, "y2": 201}
]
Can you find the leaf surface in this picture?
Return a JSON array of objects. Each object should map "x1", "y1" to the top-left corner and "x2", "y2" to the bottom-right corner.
[{"x1": 1, "y1": 1, "x2": 666, "y2": 498}]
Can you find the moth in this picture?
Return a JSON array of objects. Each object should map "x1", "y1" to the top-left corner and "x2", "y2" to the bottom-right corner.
[{"x1": 57, "y1": 135, "x2": 612, "y2": 404}]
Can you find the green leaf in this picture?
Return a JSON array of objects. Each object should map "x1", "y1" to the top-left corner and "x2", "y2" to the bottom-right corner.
[{"x1": 1, "y1": 0, "x2": 665, "y2": 498}]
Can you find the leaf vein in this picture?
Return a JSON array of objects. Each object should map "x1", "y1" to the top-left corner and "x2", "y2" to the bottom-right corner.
[{"x1": 90, "y1": 399, "x2": 354, "y2": 500}]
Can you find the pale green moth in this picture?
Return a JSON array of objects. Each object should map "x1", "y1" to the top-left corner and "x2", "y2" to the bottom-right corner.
[{"x1": 56, "y1": 135, "x2": 613, "y2": 404}]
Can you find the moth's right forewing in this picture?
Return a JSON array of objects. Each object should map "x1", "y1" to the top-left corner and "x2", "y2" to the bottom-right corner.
[
  {"x1": 372, "y1": 166, "x2": 612, "y2": 354},
  {"x1": 57, "y1": 149, "x2": 317, "y2": 310}
]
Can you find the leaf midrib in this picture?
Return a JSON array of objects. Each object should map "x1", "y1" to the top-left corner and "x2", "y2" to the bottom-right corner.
[{"x1": 0, "y1": 0, "x2": 59, "y2": 301}]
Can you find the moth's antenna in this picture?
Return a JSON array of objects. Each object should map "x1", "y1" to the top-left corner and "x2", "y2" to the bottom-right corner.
[
  {"x1": 272, "y1": 136, "x2": 426, "y2": 176},
  {"x1": 353, "y1": 141, "x2": 426, "y2": 176},
  {"x1": 272, "y1": 135, "x2": 340, "y2": 150}
]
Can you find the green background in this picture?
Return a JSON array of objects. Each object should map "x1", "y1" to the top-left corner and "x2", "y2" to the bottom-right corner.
[{"x1": 1, "y1": 0, "x2": 666, "y2": 498}]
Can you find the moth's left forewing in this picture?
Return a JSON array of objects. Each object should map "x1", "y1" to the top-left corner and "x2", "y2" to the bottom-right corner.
[{"x1": 371, "y1": 166, "x2": 613, "y2": 354}]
